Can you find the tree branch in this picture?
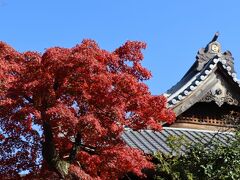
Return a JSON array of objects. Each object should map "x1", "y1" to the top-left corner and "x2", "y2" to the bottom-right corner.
[
  {"x1": 69, "y1": 133, "x2": 82, "y2": 163},
  {"x1": 69, "y1": 133, "x2": 97, "y2": 163}
]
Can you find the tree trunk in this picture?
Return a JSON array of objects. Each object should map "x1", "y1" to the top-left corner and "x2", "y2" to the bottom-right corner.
[{"x1": 42, "y1": 115, "x2": 70, "y2": 178}]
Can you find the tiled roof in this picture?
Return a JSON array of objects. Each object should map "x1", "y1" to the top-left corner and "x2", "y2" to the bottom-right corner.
[
  {"x1": 122, "y1": 127, "x2": 235, "y2": 154},
  {"x1": 166, "y1": 57, "x2": 240, "y2": 108}
]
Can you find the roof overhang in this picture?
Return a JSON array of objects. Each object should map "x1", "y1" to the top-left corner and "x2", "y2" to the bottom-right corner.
[{"x1": 166, "y1": 57, "x2": 240, "y2": 116}]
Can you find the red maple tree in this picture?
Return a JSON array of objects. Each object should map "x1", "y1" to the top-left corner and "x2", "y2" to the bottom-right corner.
[{"x1": 0, "y1": 40, "x2": 175, "y2": 179}]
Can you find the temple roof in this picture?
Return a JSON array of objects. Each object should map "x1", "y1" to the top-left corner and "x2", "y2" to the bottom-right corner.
[
  {"x1": 122, "y1": 34, "x2": 239, "y2": 154},
  {"x1": 122, "y1": 127, "x2": 234, "y2": 154},
  {"x1": 164, "y1": 33, "x2": 240, "y2": 116}
]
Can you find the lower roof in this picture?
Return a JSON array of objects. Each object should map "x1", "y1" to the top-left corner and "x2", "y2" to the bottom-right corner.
[{"x1": 122, "y1": 127, "x2": 234, "y2": 154}]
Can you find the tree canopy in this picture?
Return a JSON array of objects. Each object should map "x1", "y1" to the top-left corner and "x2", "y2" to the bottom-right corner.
[{"x1": 0, "y1": 40, "x2": 175, "y2": 179}]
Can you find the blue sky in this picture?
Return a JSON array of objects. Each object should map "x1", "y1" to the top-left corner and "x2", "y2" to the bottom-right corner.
[{"x1": 1, "y1": 0, "x2": 240, "y2": 94}]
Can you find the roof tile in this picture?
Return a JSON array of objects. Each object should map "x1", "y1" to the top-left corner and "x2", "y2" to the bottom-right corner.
[{"x1": 122, "y1": 127, "x2": 235, "y2": 154}]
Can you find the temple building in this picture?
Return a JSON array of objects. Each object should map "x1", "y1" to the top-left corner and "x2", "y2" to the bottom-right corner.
[
  {"x1": 164, "y1": 32, "x2": 240, "y2": 131},
  {"x1": 123, "y1": 33, "x2": 239, "y2": 154}
]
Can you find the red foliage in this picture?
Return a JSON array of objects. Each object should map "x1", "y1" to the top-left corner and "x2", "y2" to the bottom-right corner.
[{"x1": 0, "y1": 40, "x2": 175, "y2": 179}]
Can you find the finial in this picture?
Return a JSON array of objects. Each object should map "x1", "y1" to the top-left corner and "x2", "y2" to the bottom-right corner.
[
  {"x1": 210, "y1": 32, "x2": 219, "y2": 43},
  {"x1": 197, "y1": 32, "x2": 222, "y2": 70}
]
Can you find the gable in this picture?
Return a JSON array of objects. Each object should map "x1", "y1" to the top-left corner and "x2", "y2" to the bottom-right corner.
[
  {"x1": 167, "y1": 58, "x2": 240, "y2": 116},
  {"x1": 164, "y1": 33, "x2": 240, "y2": 129}
]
